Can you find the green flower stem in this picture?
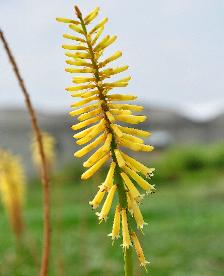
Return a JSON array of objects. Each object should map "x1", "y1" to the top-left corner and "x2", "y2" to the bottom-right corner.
[{"x1": 76, "y1": 6, "x2": 133, "y2": 276}]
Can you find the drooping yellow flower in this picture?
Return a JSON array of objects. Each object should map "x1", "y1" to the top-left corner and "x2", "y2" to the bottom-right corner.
[
  {"x1": 0, "y1": 149, "x2": 26, "y2": 239},
  {"x1": 31, "y1": 131, "x2": 56, "y2": 170},
  {"x1": 57, "y1": 5, "x2": 155, "y2": 269}
]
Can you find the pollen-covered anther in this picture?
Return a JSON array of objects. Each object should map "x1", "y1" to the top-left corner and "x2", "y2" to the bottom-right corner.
[{"x1": 96, "y1": 185, "x2": 117, "y2": 222}]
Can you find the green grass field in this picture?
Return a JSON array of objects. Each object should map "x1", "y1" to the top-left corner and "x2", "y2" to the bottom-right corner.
[{"x1": 0, "y1": 146, "x2": 224, "y2": 275}]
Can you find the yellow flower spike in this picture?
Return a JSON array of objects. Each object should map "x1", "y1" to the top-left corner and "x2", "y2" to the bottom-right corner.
[
  {"x1": 108, "y1": 103, "x2": 144, "y2": 112},
  {"x1": 91, "y1": 26, "x2": 104, "y2": 45},
  {"x1": 120, "y1": 173, "x2": 143, "y2": 203},
  {"x1": 120, "y1": 138, "x2": 154, "y2": 152},
  {"x1": 76, "y1": 119, "x2": 106, "y2": 145},
  {"x1": 97, "y1": 185, "x2": 117, "y2": 222},
  {"x1": 31, "y1": 131, "x2": 56, "y2": 169},
  {"x1": 114, "y1": 149, "x2": 126, "y2": 168},
  {"x1": 123, "y1": 166, "x2": 156, "y2": 193},
  {"x1": 99, "y1": 51, "x2": 122, "y2": 68},
  {"x1": 131, "y1": 232, "x2": 150, "y2": 270},
  {"x1": 108, "y1": 205, "x2": 121, "y2": 241},
  {"x1": 74, "y1": 133, "x2": 106, "y2": 158},
  {"x1": 115, "y1": 114, "x2": 146, "y2": 124},
  {"x1": 63, "y1": 34, "x2": 85, "y2": 43},
  {"x1": 90, "y1": 17, "x2": 108, "y2": 34},
  {"x1": 99, "y1": 162, "x2": 116, "y2": 191},
  {"x1": 78, "y1": 108, "x2": 101, "y2": 121},
  {"x1": 111, "y1": 124, "x2": 123, "y2": 138},
  {"x1": 106, "y1": 111, "x2": 116, "y2": 123},
  {"x1": 57, "y1": 5, "x2": 156, "y2": 270},
  {"x1": 0, "y1": 150, "x2": 25, "y2": 239},
  {"x1": 89, "y1": 188, "x2": 106, "y2": 209},
  {"x1": 84, "y1": 7, "x2": 100, "y2": 25},
  {"x1": 81, "y1": 154, "x2": 109, "y2": 180},
  {"x1": 70, "y1": 95, "x2": 98, "y2": 108},
  {"x1": 116, "y1": 125, "x2": 151, "y2": 137},
  {"x1": 121, "y1": 209, "x2": 132, "y2": 250}
]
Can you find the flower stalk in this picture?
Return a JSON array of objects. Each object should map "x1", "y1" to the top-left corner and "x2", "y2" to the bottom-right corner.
[{"x1": 0, "y1": 29, "x2": 51, "y2": 276}]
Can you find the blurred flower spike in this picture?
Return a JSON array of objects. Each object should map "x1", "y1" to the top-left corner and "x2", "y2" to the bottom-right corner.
[
  {"x1": 31, "y1": 131, "x2": 56, "y2": 171},
  {"x1": 57, "y1": 5, "x2": 156, "y2": 270},
  {"x1": 0, "y1": 149, "x2": 26, "y2": 239}
]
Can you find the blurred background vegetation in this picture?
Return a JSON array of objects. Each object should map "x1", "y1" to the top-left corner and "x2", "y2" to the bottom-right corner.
[{"x1": 0, "y1": 142, "x2": 223, "y2": 276}]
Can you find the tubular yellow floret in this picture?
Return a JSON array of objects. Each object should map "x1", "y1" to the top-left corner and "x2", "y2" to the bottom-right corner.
[
  {"x1": 91, "y1": 26, "x2": 104, "y2": 45},
  {"x1": 108, "y1": 205, "x2": 121, "y2": 241},
  {"x1": 115, "y1": 114, "x2": 146, "y2": 124},
  {"x1": 100, "y1": 162, "x2": 116, "y2": 191},
  {"x1": 95, "y1": 35, "x2": 117, "y2": 52},
  {"x1": 71, "y1": 116, "x2": 100, "y2": 130},
  {"x1": 121, "y1": 209, "x2": 132, "y2": 250},
  {"x1": 108, "y1": 103, "x2": 144, "y2": 112},
  {"x1": 131, "y1": 232, "x2": 150, "y2": 269},
  {"x1": 89, "y1": 189, "x2": 106, "y2": 209},
  {"x1": 65, "y1": 51, "x2": 91, "y2": 59},
  {"x1": 123, "y1": 166, "x2": 156, "y2": 193},
  {"x1": 106, "y1": 111, "x2": 116, "y2": 122},
  {"x1": 70, "y1": 95, "x2": 98, "y2": 108},
  {"x1": 70, "y1": 103, "x2": 98, "y2": 116},
  {"x1": 65, "y1": 67, "x2": 93, "y2": 73},
  {"x1": 63, "y1": 34, "x2": 85, "y2": 42},
  {"x1": 62, "y1": 44, "x2": 87, "y2": 50},
  {"x1": 74, "y1": 133, "x2": 106, "y2": 157},
  {"x1": 100, "y1": 66, "x2": 129, "y2": 77},
  {"x1": 90, "y1": 17, "x2": 108, "y2": 34},
  {"x1": 131, "y1": 198, "x2": 147, "y2": 229},
  {"x1": 122, "y1": 133, "x2": 144, "y2": 144},
  {"x1": 116, "y1": 125, "x2": 150, "y2": 137},
  {"x1": 99, "y1": 51, "x2": 122, "y2": 68},
  {"x1": 56, "y1": 17, "x2": 80, "y2": 25},
  {"x1": 72, "y1": 76, "x2": 95, "y2": 84},
  {"x1": 84, "y1": 7, "x2": 100, "y2": 25},
  {"x1": 69, "y1": 23, "x2": 85, "y2": 34},
  {"x1": 78, "y1": 108, "x2": 101, "y2": 121},
  {"x1": 66, "y1": 84, "x2": 96, "y2": 92},
  {"x1": 120, "y1": 173, "x2": 143, "y2": 203},
  {"x1": 114, "y1": 149, "x2": 126, "y2": 168},
  {"x1": 97, "y1": 185, "x2": 117, "y2": 221},
  {"x1": 110, "y1": 109, "x2": 132, "y2": 116},
  {"x1": 111, "y1": 124, "x2": 123, "y2": 137},
  {"x1": 119, "y1": 138, "x2": 154, "y2": 152},
  {"x1": 81, "y1": 154, "x2": 109, "y2": 180}
]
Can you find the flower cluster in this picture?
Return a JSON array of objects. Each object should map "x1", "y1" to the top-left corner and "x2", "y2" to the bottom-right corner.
[
  {"x1": 57, "y1": 6, "x2": 155, "y2": 269},
  {"x1": 0, "y1": 149, "x2": 25, "y2": 238}
]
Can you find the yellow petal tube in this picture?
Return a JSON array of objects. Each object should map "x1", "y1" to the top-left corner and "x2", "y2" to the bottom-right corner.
[
  {"x1": 94, "y1": 35, "x2": 117, "y2": 52},
  {"x1": 56, "y1": 17, "x2": 80, "y2": 25},
  {"x1": 108, "y1": 205, "x2": 121, "y2": 241},
  {"x1": 69, "y1": 103, "x2": 98, "y2": 116},
  {"x1": 122, "y1": 133, "x2": 144, "y2": 144},
  {"x1": 72, "y1": 76, "x2": 95, "y2": 84},
  {"x1": 106, "y1": 111, "x2": 116, "y2": 123},
  {"x1": 76, "y1": 119, "x2": 105, "y2": 145},
  {"x1": 91, "y1": 26, "x2": 104, "y2": 45},
  {"x1": 66, "y1": 59, "x2": 92, "y2": 67},
  {"x1": 81, "y1": 154, "x2": 109, "y2": 180},
  {"x1": 131, "y1": 232, "x2": 150, "y2": 269},
  {"x1": 71, "y1": 95, "x2": 98, "y2": 108},
  {"x1": 121, "y1": 209, "x2": 132, "y2": 250},
  {"x1": 71, "y1": 116, "x2": 100, "y2": 131},
  {"x1": 110, "y1": 109, "x2": 132, "y2": 116},
  {"x1": 108, "y1": 103, "x2": 144, "y2": 112},
  {"x1": 116, "y1": 125, "x2": 150, "y2": 137},
  {"x1": 65, "y1": 67, "x2": 93, "y2": 73},
  {"x1": 73, "y1": 124, "x2": 96, "y2": 139},
  {"x1": 63, "y1": 34, "x2": 85, "y2": 42},
  {"x1": 107, "y1": 94, "x2": 136, "y2": 101},
  {"x1": 115, "y1": 114, "x2": 146, "y2": 124},
  {"x1": 121, "y1": 152, "x2": 154, "y2": 176},
  {"x1": 78, "y1": 108, "x2": 101, "y2": 121},
  {"x1": 127, "y1": 194, "x2": 133, "y2": 215},
  {"x1": 100, "y1": 66, "x2": 129, "y2": 77},
  {"x1": 62, "y1": 44, "x2": 87, "y2": 51},
  {"x1": 65, "y1": 51, "x2": 91, "y2": 59},
  {"x1": 111, "y1": 124, "x2": 123, "y2": 137},
  {"x1": 131, "y1": 198, "x2": 147, "y2": 229},
  {"x1": 80, "y1": 90, "x2": 99, "y2": 98},
  {"x1": 69, "y1": 23, "x2": 85, "y2": 34},
  {"x1": 89, "y1": 189, "x2": 106, "y2": 209},
  {"x1": 114, "y1": 149, "x2": 126, "y2": 168},
  {"x1": 74, "y1": 133, "x2": 106, "y2": 157},
  {"x1": 90, "y1": 17, "x2": 108, "y2": 34},
  {"x1": 100, "y1": 162, "x2": 116, "y2": 191},
  {"x1": 120, "y1": 173, "x2": 143, "y2": 203},
  {"x1": 84, "y1": 7, "x2": 100, "y2": 25},
  {"x1": 97, "y1": 185, "x2": 117, "y2": 221},
  {"x1": 99, "y1": 51, "x2": 122, "y2": 68},
  {"x1": 119, "y1": 138, "x2": 154, "y2": 152},
  {"x1": 66, "y1": 84, "x2": 96, "y2": 92},
  {"x1": 123, "y1": 166, "x2": 156, "y2": 193}
]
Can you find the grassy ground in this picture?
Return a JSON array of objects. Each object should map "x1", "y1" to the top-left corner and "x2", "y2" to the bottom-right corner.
[{"x1": 0, "y1": 149, "x2": 224, "y2": 275}]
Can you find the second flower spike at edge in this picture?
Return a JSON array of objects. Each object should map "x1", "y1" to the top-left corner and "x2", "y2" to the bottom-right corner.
[{"x1": 57, "y1": 5, "x2": 155, "y2": 270}]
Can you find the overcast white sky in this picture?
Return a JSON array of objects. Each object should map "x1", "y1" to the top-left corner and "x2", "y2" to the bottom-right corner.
[{"x1": 0, "y1": 0, "x2": 224, "y2": 119}]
